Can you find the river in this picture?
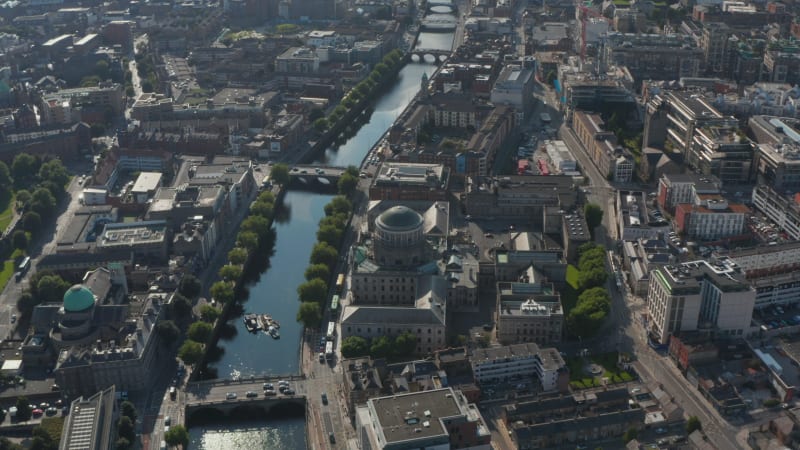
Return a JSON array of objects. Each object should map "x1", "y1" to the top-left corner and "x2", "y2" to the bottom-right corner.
[{"x1": 191, "y1": 29, "x2": 454, "y2": 449}]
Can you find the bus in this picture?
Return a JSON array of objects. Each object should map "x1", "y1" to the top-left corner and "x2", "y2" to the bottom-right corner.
[
  {"x1": 330, "y1": 295, "x2": 340, "y2": 313},
  {"x1": 335, "y1": 274, "x2": 345, "y2": 293},
  {"x1": 18, "y1": 257, "x2": 30, "y2": 274},
  {"x1": 326, "y1": 322, "x2": 336, "y2": 341},
  {"x1": 325, "y1": 341, "x2": 334, "y2": 361}
]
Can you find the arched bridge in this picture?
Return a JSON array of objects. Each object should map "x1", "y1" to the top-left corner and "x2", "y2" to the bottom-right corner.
[
  {"x1": 410, "y1": 49, "x2": 451, "y2": 64},
  {"x1": 427, "y1": 1, "x2": 457, "y2": 12},
  {"x1": 287, "y1": 164, "x2": 348, "y2": 190},
  {"x1": 184, "y1": 374, "x2": 308, "y2": 421}
]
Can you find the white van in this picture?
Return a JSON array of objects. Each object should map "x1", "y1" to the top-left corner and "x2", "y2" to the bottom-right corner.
[{"x1": 160, "y1": 441, "x2": 167, "y2": 450}]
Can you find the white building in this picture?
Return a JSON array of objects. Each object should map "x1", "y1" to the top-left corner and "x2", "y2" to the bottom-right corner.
[
  {"x1": 614, "y1": 156, "x2": 634, "y2": 182},
  {"x1": 130, "y1": 172, "x2": 162, "y2": 204},
  {"x1": 490, "y1": 64, "x2": 534, "y2": 120},
  {"x1": 544, "y1": 140, "x2": 577, "y2": 173},
  {"x1": 728, "y1": 242, "x2": 800, "y2": 310},
  {"x1": 470, "y1": 343, "x2": 566, "y2": 392},
  {"x1": 657, "y1": 173, "x2": 722, "y2": 212},
  {"x1": 617, "y1": 191, "x2": 670, "y2": 241},
  {"x1": 646, "y1": 260, "x2": 755, "y2": 344},
  {"x1": 752, "y1": 184, "x2": 800, "y2": 240},
  {"x1": 675, "y1": 194, "x2": 748, "y2": 241}
]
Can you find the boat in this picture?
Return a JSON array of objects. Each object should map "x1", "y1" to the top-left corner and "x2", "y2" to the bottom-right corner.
[
  {"x1": 244, "y1": 314, "x2": 261, "y2": 333},
  {"x1": 271, "y1": 319, "x2": 281, "y2": 329},
  {"x1": 268, "y1": 326, "x2": 280, "y2": 339}
]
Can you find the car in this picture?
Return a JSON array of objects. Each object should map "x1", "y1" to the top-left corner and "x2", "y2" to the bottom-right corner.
[
  {"x1": 658, "y1": 438, "x2": 669, "y2": 445},
  {"x1": 655, "y1": 427, "x2": 667, "y2": 434},
  {"x1": 278, "y1": 380, "x2": 289, "y2": 386},
  {"x1": 264, "y1": 390, "x2": 277, "y2": 396},
  {"x1": 225, "y1": 392, "x2": 237, "y2": 400},
  {"x1": 45, "y1": 407, "x2": 57, "y2": 416},
  {"x1": 631, "y1": 388, "x2": 641, "y2": 394},
  {"x1": 246, "y1": 391, "x2": 258, "y2": 398},
  {"x1": 321, "y1": 393, "x2": 328, "y2": 405},
  {"x1": 39, "y1": 402, "x2": 49, "y2": 409},
  {"x1": 165, "y1": 416, "x2": 171, "y2": 426},
  {"x1": 283, "y1": 389, "x2": 295, "y2": 395},
  {"x1": 329, "y1": 432, "x2": 336, "y2": 444},
  {"x1": 10, "y1": 314, "x2": 16, "y2": 324},
  {"x1": 484, "y1": 233, "x2": 493, "y2": 238},
  {"x1": 263, "y1": 383, "x2": 274, "y2": 390},
  {"x1": 32, "y1": 409, "x2": 43, "y2": 417}
]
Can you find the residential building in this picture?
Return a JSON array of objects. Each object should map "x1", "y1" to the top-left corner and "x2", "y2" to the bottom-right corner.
[
  {"x1": 369, "y1": 162, "x2": 450, "y2": 201},
  {"x1": 464, "y1": 105, "x2": 517, "y2": 176},
  {"x1": 674, "y1": 194, "x2": 748, "y2": 240},
  {"x1": 571, "y1": 111, "x2": 634, "y2": 182},
  {"x1": 470, "y1": 343, "x2": 568, "y2": 392},
  {"x1": 728, "y1": 242, "x2": 800, "y2": 310},
  {"x1": 496, "y1": 280, "x2": 564, "y2": 346},
  {"x1": 603, "y1": 32, "x2": 703, "y2": 82},
  {"x1": 754, "y1": 143, "x2": 800, "y2": 193},
  {"x1": 426, "y1": 92, "x2": 491, "y2": 128},
  {"x1": 657, "y1": 173, "x2": 722, "y2": 213},
  {"x1": 752, "y1": 184, "x2": 800, "y2": 240},
  {"x1": 59, "y1": 385, "x2": 117, "y2": 450},
  {"x1": 96, "y1": 221, "x2": 169, "y2": 263},
  {"x1": 260, "y1": 114, "x2": 304, "y2": 156},
  {"x1": 501, "y1": 387, "x2": 632, "y2": 425},
  {"x1": 512, "y1": 409, "x2": 645, "y2": 449},
  {"x1": 622, "y1": 237, "x2": 672, "y2": 295},
  {"x1": 617, "y1": 191, "x2": 670, "y2": 241},
  {"x1": 342, "y1": 357, "x2": 388, "y2": 420},
  {"x1": 183, "y1": 157, "x2": 257, "y2": 211},
  {"x1": 491, "y1": 64, "x2": 535, "y2": 119},
  {"x1": 355, "y1": 388, "x2": 491, "y2": 450},
  {"x1": 701, "y1": 22, "x2": 732, "y2": 76},
  {"x1": 646, "y1": 260, "x2": 755, "y2": 344}
]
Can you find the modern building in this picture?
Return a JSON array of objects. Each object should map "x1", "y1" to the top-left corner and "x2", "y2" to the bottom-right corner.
[
  {"x1": 96, "y1": 221, "x2": 169, "y2": 263},
  {"x1": 728, "y1": 242, "x2": 800, "y2": 310},
  {"x1": 752, "y1": 184, "x2": 800, "y2": 240},
  {"x1": 687, "y1": 123, "x2": 753, "y2": 184},
  {"x1": 59, "y1": 385, "x2": 117, "y2": 450},
  {"x1": 674, "y1": 194, "x2": 748, "y2": 241},
  {"x1": 369, "y1": 162, "x2": 450, "y2": 201},
  {"x1": 355, "y1": 388, "x2": 491, "y2": 450},
  {"x1": 754, "y1": 142, "x2": 800, "y2": 193},
  {"x1": 496, "y1": 279, "x2": 564, "y2": 346},
  {"x1": 491, "y1": 64, "x2": 535, "y2": 119},
  {"x1": 130, "y1": 172, "x2": 162, "y2": 204},
  {"x1": 470, "y1": 343, "x2": 568, "y2": 392},
  {"x1": 657, "y1": 173, "x2": 722, "y2": 213},
  {"x1": 622, "y1": 237, "x2": 673, "y2": 295},
  {"x1": 426, "y1": 92, "x2": 492, "y2": 129},
  {"x1": 646, "y1": 260, "x2": 755, "y2": 344}
]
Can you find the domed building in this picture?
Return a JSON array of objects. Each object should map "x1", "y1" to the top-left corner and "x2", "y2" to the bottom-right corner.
[
  {"x1": 373, "y1": 205, "x2": 425, "y2": 267},
  {"x1": 58, "y1": 285, "x2": 97, "y2": 340}
]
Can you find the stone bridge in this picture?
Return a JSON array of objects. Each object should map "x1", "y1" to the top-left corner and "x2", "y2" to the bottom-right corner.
[
  {"x1": 427, "y1": 0, "x2": 457, "y2": 12},
  {"x1": 410, "y1": 49, "x2": 451, "y2": 64},
  {"x1": 287, "y1": 165, "x2": 348, "y2": 190}
]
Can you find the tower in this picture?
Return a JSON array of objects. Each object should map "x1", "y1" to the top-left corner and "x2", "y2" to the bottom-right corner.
[{"x1": 421, "y1": 72, "x2": 430, "y2": 98}]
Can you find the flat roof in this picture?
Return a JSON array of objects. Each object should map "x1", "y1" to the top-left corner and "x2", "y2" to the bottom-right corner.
[
  {"x1": 370, "y1": 388, "x2": 463, "y2": 444},
  {"x1": 131, "y1": 172, "x2": 162, "y2": 194}
]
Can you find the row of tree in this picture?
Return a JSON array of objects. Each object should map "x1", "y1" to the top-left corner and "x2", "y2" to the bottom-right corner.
[
  {"x1": 340, "y1": 333, "x2": 418, "y2": 359},
  {"x1": 296, "y1": 195, "x2": 353, "y2": 329},
  {"x1": 312, "y1": 49, "x2": 405, "y2": 134},
  {"x1": 566, "y1": 243, "x2": 612, "y2": 338}
]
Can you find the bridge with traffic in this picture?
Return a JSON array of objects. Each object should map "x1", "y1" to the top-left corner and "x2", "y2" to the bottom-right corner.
[{"x1": 183, "y1": 374, "x2": 308, "y2": 419}]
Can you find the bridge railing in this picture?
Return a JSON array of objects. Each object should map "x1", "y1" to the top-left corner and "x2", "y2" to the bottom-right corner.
[
  {"x1": 186, "y1": 394, "x2": 306, "y2": 407},
  {"x1": 186, "y1": 373, "x2": 306, "y2": 390}
]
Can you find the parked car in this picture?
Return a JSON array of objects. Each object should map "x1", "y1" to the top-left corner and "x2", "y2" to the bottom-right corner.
[
  {"x1": 321, "y1": 393, "x2": 328, "y2": 405},
  {"x1": 226, "y1": 393, "x2": 237, "y2": 400},
  {"x1": 246, "y1": 391, "x2": 258, "y2": 398}
]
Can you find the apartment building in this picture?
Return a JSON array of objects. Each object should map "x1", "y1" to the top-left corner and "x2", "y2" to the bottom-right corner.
[
  {"x1": 646, "y1": 260, "x2": 755, "y2": 344},
  {"x1": 674, "y1": 194, "x2": 748, "y2": 241},
  {"x1": 603, "y1": 32, "x2": 703, "y2": 81},
  {"x1": 728, "y1": 242, "x2": 800, "y2": 310},
  {"x1": 571, "y1": 111, "x2": 634, "y2": 182},
  {"x1": 471, "y1": 343, "x2": 568, "y2": 392},
  {"x1": 425, "y1": 92, "x2": 491, "y2": 129},
  {"x1": 752, "y1": 184, "x2": 800, "y2": 240}
]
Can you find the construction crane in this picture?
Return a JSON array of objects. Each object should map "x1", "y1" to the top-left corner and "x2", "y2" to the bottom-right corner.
[{"x1": 577, "y1": 3, "x2": 610, "y2": 61}]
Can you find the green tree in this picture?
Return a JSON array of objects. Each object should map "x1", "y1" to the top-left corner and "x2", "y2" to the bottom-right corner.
[
  {"x1": 237, "y1": 231, "x2": 259, "y2": 251},
  {"x1": 297, "y1": 278, "x2": 328, "y2": 303},
  {"x1": 11, "y1": 154, "x2": 38, "y2": 188},
  {"x1": 578, "y1": 267, "x2": 608, "y2": 290},
  {"x1": 15, "y1": 397, "x2": 31, "y2": 421},
  {"x1": 317, "y1": 224, "x2": 343, "y2": 247},
  {"x1": 171, "y1": 293, "x2": 193, "y2": 318},
  {"x1": 11, "y1": 230, "x2": 26, "y2": 250},
  {"x1": 114, "y1": 438, "x2": 131, "y2": 450},
  {"x1": 686, "y1": 416, "x2": 702, "y2": 434},
  {"x1": 30, "y1": 188, "x2": 55, "y2": 217},
  {"x1": 210, "y1": 281, "x2": 235, "y2": 304},
  {"x1": 374, "y1": 62, "x2": 389, "y2": 76},
  {"x1": 120, "y1": 401, "x2": 137, "y2": 423},
  {"x1": 341, "y1": 336, "x2": 370, "y2": 358},
  {"x1": 140, "y1": 80, "x2": 153, "y2": 93},
  {"x1": 394, "y1": 332, "x2": 418, "y2": 356},
  {"x1": 90, "y1": 123, "x2": 106, "y2": 137},
  {"x1": 39, "y1": 159, "x2": 70, "y2": 188},
  {"x1": 16, "y1": 292, "x2": 38, "y2": 316},
  {"x1": 622, "y1": 427, "x2": 638, "y2": 443},
  {"x1": 36, "y1": 275, "x2": 69, "y2": 303},
  {"x1": 257, "y1": 191, "x2": 275, "y2": 204},
  {"x1": 187, "y1": 322, "x2": 214, "y2": 343},
  {"x1": 296, "y1": 301, "x2": 322, "y2": 328},
  {"x1": 250, "y1": 201, "x2": 274, "y2": 220},
  {"x1": 584, "y1": 203, "x2": 604, "y2": 237},
  {"x1": 309, "y1": 108, "x2": 325, "y2": 121},
  {"x1": 22, "y1": 212, "x2": 41, "y2": 233},
  {"x1": 0, "y1": 161, "x2": 11, "y2": 191},
  {"x1": 15, "y1": 189, "x2": 31, "y2": 208},
  {"x1": 164, "y1": 425, "x2": 189, "y2": 448},
  {"x1": 199, "y1": 304, "x2": 220, "y2": 323},
  {"x1": 305, "y1": 263, "x2": 331, "y2": 282},
  {"x1": 324, "y1": 196, "x2": 352, "y2": 216},
  {"x1": 240, "y1": 215, "x2": 271, "y2": 243},
  {"x1": 218, "y1": 264, "x2": 242, "y2": 282},
  {"x1": 370, "y1": 336, "x2": 392, "y2": 358},
  {"x1": 337, "y1": 172, "x2": 358, "y2": 196},
  {"x1": 155, "y1": 320, "x2": 180, "y2": 342},
  {"x1": 117, "y1": 416, "x2": 135, "y2": 442},
  {"x1": 319, "y1": 214, "x2": 347, "y2": 230},
  {"x1": 178, "y1": 275, "x2": 201, "y2": 299},
  {"x1": 270, "y1": 163, "x2": 290, "y2": 185},
  {"x1": 310, "y1": 242, "x2": 338, "y2": 269},
  {"x1": 178, "y1": 341, "x2": 204, "y2": 366},
  {"x1": 94, "y1": 60, "x2": 110, "y2": 79},
  {"x1": 313, "y1": 118, "x2": 329, "y2": 132},
  {"x1": 228, "y1": 247, "x2": 248, "y2": 265}
]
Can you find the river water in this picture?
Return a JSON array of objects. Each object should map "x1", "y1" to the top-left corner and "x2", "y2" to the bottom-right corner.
[{"x1": 192, "y1": 29, "x2": 454, "y2": 449}]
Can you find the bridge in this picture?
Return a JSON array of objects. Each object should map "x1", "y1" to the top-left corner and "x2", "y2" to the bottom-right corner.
[
  {"x1": 427, "y1": 0, "x2": 457, "y2": 12},
  {"x1": 287, "y1": 164, "x2": 348, "y2": 190},
  {"x1": 184, "y1": 374, "x2": 308, "y2": 421},
  {"x1": 410, "y1": 48, "x2": 452, "y2": 64}
]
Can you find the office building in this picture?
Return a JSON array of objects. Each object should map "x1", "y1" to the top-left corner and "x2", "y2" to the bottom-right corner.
[
  {"x1": 369, "y1": 162, "x2": 450, "y2": 201},
  {"x1": 491, "y1": 64, "x2": 535, "y2": 119},
  {"x1": 603, "y1": 32, "x2": 703, "y2": 82},
  {"x1": 464, "y1": 176, "x2": 576, "y2": 225},
  {"x1": 728, "y1": 242, "x2": 800, "y2": 310},
  {"x1": 496, "y1": 280, "x2": 563, "y2": 346},
  {"x1": 752, "y1": 184, "x2": 800, "y2": 240},
  {"x1": 657, "y1": 173, "x2": 722, "y2": 212},
  {"x1": 754, "y1": 143, "x2": 800, "y2": 193},
  {"x1": 674, "y1": 193, "x2": 748, "y2": 241},
  {"x1": 96, "y1": 221, "x2": 169, "y2": 263},
  {"x1": 275, "y1": 47, "x2": 320, "y2": 73},
  {"x1": 59, "y1": 385, "x2": 117, "y2": 450},
  {"x1": 471, "y1": 343, "x2": 568, "y2": 392}
]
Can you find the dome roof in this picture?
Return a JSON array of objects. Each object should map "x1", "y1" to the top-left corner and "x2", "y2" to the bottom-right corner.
[
  {"x1": 377, "y1": 206, "x2": 423, "y2": 231},
  {"x1": 63, "y1": 285, "x2": 95, "y2": 312}
]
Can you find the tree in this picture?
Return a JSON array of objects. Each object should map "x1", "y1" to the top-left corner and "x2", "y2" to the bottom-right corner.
[
  {"x1": 200, "y1": 304, "x2": 220, "y2": 323},
  {"x1": 178, "y1": 341, "x2": 204, "y2": 366},
  {"x1": 17, "y1": 292, "x2": 38, "y2": 316},
  {"x1": 394, "y1": 332, "x2": 418, "y2": 356},
  {"x1": 140, "y1": 79, "x2": 153, "y2": 93},
  {"x1": 94, "y1": 60, "x2": 110, "y2": 79},
  {"x1": 305, "y1": 264, "x2": 330, "y2": 282},
  {"x1": 39, "y1": 159, "x2": 69, "y2": 188},
  {"x1": 270, "y1": 163, "x2": 290, "y2": 185},
  {"x1": 114, "y1": 438, "x2": 132, "y2": 450},
  {"x1": 370, "y1": 336, "x2": 392, "y2": 358},
  {"x1": 178, "y1": 275, "x2": 201, "y2": 299},
  {"x1": 155, "y1": 320, "x2": 180, "y2": 342},
  {"x1": 309, "y1": 108, "x2": 325, "y2": 121},
  {"x1": 584, "y1": 203, "x2": 604, "y2": 237},
  {"x1": 324, "y1": 195, "x2": 352, "y2": 217},
  {"x1": 187, "y1": 322, "x2": 214, "y2": 343},
  {"x1": 297, "y1": 278, "x2": 328, "y2": 304},
  {"x1": 578, "y1": 268, "x2": 608, "y2": 290},
  {"x1": 374, "y1": 62, "x2": 389, "y2": 76},
  {"x1": 317, "y1": 224, "x2": 343, "y2": 247},
  {"x1": 30, "y1": 188, "x2": 55, "y2": 217},
  {"x1": 11, "y1": 230, "x2": 26, "y2": 250},
  {"x1": 218, "y1": 264, "x2": 242, "y2": 282},
  {"x1": 15, "y1": 397, "x2": 31, "y2": 421},
  {"x1": 313, "y1": 118, "x2": 329, "y2": 132},
  {"x1": 228, "y1": 247, "x2": 248, "y2": 265},
  {"x1": 337, "y1": 172, "x2": 359, "y2": 196},
  {"x1": 164, "y1": 425, "x2": 189, "y2": 448},
  {"x1": 36, "y1": 275, "x2": 69, "y2": 302},
  {"x1": 296, "y1": 301, "x2": 322, "y2": 328},
  {"x1": 21, "y1": 212, "x2": 41, "y2": 233},
  {"x1": 341, "y1": 336, "x2": 369, "y2": 358},
  {"x1": 237, "y1": 230, "x2": 259, "y2": 251},
  {"x1": 257, "y1": 191, "x2": 276, "y2": 204},
  {"x1": 250, "y1": 201, "x2": 274, "y2": 220},
  {"x1": 0, "y1": 161, "x2": 11, "y2": 191},
  {"x1": 11, "y1": 154, "x2": 38, "y2": 185},
  {"x1": 622, "y1": 427, "x2": 638, "y2": 443},
  {"x1": 117, "y1": 416, "x2": 135, "y2": 442},
  {"x1": 240, "y1": 215, "x2": 271, "y2": 243},
  {"x1": 686, "y1": 416, "x2": 702, "y2": 434},
  {"x1": 171, "y1": 293, "x2": 193, "y2": 318},
  {"x1": 120, "y1": 401, "x2": 137, "y2": 423},
  {"x1": 310, "y1": 242, "x2": 338, "y2": 269},
  {"x1": 15, "y1": 189, "x2": 31, "y2": 208},
  {"x1": 210, "y1": 281, "x2": 235, "y2": 304}
]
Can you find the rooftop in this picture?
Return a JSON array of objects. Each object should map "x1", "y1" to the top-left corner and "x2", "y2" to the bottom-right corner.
[
  {"x1": 97, "y1": 221, "x2": 167, "y2": 248},
  {"x1": 131, "y1": 172, "x2": 162, "y2": 194},
  {"x1": 369, "y1": 388, "x2": 466, "y2": 444},
  {"x1": 471, "y1": 342, "x2": 565, "y2": 370},
  {"x1": 654, "y1": 260, "x2": 751, "y2": 294}
]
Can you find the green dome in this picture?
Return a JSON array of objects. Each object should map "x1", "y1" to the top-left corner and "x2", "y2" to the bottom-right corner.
[
  {"x1": 377, "y1": 206, "x2": 423, "y2": 230},
  {"x1": 63, "y1": 285, "x2": 95, "y2": 312}
]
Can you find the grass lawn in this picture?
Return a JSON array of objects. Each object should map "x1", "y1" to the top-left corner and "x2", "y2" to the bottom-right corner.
[
  {"x1": 0, "y1": 260, "x2": 15, "y2": 292},
  {"x1": 0, "y1": 190, "x2": 14, "y2": 234}
]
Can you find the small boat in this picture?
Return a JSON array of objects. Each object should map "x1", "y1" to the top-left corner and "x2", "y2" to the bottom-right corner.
[
  {"x1": 268, "y1": 326, "x2": 280, "y2": 339},
  {"x1": 271, "y1": 320, "x2": 281, "y2": 329},
  {"x1": 244, "y1": 314, "x2": 261, "y2": 333},
  {"x1": 231, "y1": 369, "x2": 241, "y2": 381}
]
